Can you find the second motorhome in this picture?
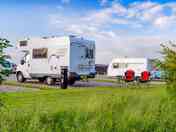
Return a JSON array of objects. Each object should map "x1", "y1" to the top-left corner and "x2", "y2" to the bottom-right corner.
[{"x1": 16, "y1": 36, "x2": 96, "y2": 85}]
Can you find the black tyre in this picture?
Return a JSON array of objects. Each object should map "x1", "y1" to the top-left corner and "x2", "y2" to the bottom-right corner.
[
  {"x1": 16, "y1": 72, "x2": 26, "y2": 83},
  {"x1": 60, "y1": 77, "x2": 68, "y2": 89}
]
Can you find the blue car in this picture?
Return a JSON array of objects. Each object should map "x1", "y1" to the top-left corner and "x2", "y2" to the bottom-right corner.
[
  {"x1": 0, "y1": 60, "x2": 13, "y2": 74},
  {"x1": 151, "y1": 70, "x2": 165, "y2": 80}
]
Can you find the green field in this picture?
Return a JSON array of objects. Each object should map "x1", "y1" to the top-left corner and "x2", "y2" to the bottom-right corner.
[{"x1": 0, "y1": 84, "x2": 176, "y2": 132}]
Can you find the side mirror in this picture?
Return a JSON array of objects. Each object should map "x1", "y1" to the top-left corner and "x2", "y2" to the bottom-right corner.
[{"x1": 20, "y1": 60, "x2": 25, "y2": 65}]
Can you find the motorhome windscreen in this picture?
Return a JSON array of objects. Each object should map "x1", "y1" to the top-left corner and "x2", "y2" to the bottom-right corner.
[{"x1": 32, "y1": 48, "x2": 48, "y2": 59}]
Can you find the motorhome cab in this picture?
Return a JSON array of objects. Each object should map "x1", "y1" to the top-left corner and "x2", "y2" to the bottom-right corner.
[
  {"x1": 16, "y1": 36, "x2": 96, "y2": 85},
  {"x1": 107, "y1": 58, "x2": 153, "y2": 79}
]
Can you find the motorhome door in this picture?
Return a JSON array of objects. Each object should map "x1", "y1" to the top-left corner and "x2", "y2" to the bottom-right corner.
[
  {"x1": 20, "y1": 53, "x2": 31, "y2": 77},
  {"x1": 49, "y1": 55, "x2": 65, "y2": 74},
  {"x1": 24, "y1": 53, "x2": 30, "y2": 72}
]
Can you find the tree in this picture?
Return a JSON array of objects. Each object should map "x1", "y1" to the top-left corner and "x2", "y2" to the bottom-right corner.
[
  {"x1": 0, "y1": 38, "x2": 11, "y2": 84},
  {"x1": 160, "y1": 41, "x2": 176, "y2": 93}
]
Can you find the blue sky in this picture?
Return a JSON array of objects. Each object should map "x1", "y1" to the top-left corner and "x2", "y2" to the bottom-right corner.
[{"x1": 1, "y1": 0, "x2": 176, "y2": 64}]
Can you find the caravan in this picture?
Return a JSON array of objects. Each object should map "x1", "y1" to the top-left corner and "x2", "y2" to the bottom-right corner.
[
  {"x1": 107, "y1": 58, "x2": 153, "y2": 78},
  {"x1": 16, "y1": 36, "x2": 96, "y2": 85}
]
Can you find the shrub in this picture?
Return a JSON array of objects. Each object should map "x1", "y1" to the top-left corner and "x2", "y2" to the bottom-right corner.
[
  {"x1": 0, "y1": 38, "x2": 11, "y2": 108},
  {"x1": 160, "y1": 41, "x2": 176, "y2": 94},
  {"x1": 0, "y1": 38, "x2": 12, "y2": 84}
]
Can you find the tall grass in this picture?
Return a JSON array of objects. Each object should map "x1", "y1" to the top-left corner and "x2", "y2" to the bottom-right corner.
[{"x1": 0, "y1": 86, "x2": 176, "y2": 132}]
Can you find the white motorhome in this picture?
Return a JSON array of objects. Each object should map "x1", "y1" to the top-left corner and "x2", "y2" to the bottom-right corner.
[
  {"x1": 107, "y1": 58, "x2": 153, "y2": 77},
  {"x1": 16, "y1": 36, "x2": 96, "y2": 85}
]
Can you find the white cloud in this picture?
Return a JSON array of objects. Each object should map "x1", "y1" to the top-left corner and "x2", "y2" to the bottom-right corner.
[
  {"x1": 154, "y1": 15, "x2": 176, "y2": 28},
  {"x1": 49, "y1": 1, "x2": 176, "y2": 63},
  {"x1": 99, "y1": 0, "x2": 108, "y2": 6},
  {"x1": 111, "y1": 3, "x2": 127, "y2": 15},
  {"x1": 129, "y1": 1, "x2": 157, "y2": 11},
  {"x1": 126, "y1": 1, "x2": 176, "y2": 28},
  {"x1": 79, "y1": 1, "x2": 176, "y2": 29}
]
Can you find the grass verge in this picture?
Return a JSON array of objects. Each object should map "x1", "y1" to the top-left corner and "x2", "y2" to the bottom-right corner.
[
  {"x1": 0, "y1": 82, "x2": 175, "y2": 132},
  {"x1": 2, "y1": 80, "x2": 58, "y2": 90}
]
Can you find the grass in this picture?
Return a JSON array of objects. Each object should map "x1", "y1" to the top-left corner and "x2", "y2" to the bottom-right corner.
[
  {"x1": 0, "y1": 83, "x2": 176, "y2": 132},
  {"x1": 91, "y1": 78, "x2": 118, "y2": 83},
  {"x1": 2, "y1": 80, "x2": 58, "y2": 90}
]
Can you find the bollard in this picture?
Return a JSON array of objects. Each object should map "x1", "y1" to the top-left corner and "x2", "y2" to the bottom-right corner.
[{"x1": 60, "y1": 66, "x2": 68, "y2": 89}]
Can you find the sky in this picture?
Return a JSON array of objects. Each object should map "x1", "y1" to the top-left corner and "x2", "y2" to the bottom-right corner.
[{"x1": 1, "y1": 0, "x2": 176, "y2": 64}]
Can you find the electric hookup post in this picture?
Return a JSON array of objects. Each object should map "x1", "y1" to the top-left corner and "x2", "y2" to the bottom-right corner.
[{"x1": 61, "y1": 66, "x2": 68, "y2": 89}]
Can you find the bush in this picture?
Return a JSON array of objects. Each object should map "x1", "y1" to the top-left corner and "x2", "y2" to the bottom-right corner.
[
  {"x1": 160, "y1": 42, "x2": 176, "y2": 94},
  {"x1": 0, "y1": 38, "x2": 11, "y2": 108},
  {"x1": 0, "y1": 38, "x2": 11, "y2": 84}
]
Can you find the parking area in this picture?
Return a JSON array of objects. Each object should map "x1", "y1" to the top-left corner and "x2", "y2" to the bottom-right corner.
[
  {"x1": 3, "y1": 74, "x2": 119, "y2": 89},
  {"x1": 0, "y1": 74, "x2": 165, "y2": 92}
]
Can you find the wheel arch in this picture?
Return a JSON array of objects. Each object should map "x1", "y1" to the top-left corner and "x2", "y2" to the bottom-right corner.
[{"x1": 16, "y1": 71, "x2": 22, "y2": 76}]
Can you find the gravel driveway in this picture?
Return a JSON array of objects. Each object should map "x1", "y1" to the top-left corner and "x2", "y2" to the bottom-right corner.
[
  {"x1": 6, "y1": 74, "x2": 120, "y2": 88},
  {"x1": 3, "y1": 74, "x2": 164, "y2": 92},
  {"x1": 72, "y1": 81, "x2": 118, "y2": 87}
]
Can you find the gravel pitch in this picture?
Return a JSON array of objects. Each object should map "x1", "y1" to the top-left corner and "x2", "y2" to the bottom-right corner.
[
  {"x1": 7, "y1": 74, "x2": 120, "y2": 88},
  {"x1": 3, "y1": 74, "x2": 164, "y2": 92},
  {"x1": 72, "y1": 81, "x2": 118, "y2": 87},
  {"x1": 0, "y1": 81, "x2": 118, "y2": 92}
]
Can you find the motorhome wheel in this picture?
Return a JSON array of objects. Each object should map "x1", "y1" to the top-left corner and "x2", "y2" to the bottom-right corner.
[
  {"x1": 60, "y1": 77, "x2": 68, "y2": 89},
  {"x1": 16, "y1": 72, "x2": 26, "y2": 83}
]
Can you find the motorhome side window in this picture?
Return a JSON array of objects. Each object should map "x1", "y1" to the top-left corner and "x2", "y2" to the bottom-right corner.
[
  {"x1": 113, "y1": 63, "x2": 119, "y2": 68},
  {"x1": 113, "y1": 63, "x2": 128, "y2": 68},
  {"x1": 32, "y1": 48, "x2": 48, "y2": 59},
  {"x1": 85, "y1": 48, "x2": 94, "y2": 59},
  {"x1": 120, "y1": 63, "x2": 128, "y2": 68}
]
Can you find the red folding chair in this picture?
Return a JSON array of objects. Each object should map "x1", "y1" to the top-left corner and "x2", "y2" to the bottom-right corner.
[
  {"x1": 124, "y1": 69, "x2": 135, "y2": 82},
  {"x1": 140, "y1": 71, "x2": 150, "y2": 82}
]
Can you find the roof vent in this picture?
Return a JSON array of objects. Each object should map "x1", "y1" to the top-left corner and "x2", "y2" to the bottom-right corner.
[
  {"x1": 42, "y1": 36, "x2": 48, "y2": 39},
  {"x1": 19, "y1": 40, "x2": 27, "y2": 47}
]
